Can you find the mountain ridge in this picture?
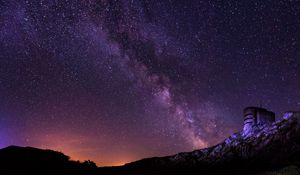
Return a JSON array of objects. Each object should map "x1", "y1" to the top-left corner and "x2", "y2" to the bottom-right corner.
[
  {"x1": 118, "y1": 110, "x2": 300, "y2": 174},
  {"x1": 1, "y1": 110, "x2": 300, "y2": 175}
]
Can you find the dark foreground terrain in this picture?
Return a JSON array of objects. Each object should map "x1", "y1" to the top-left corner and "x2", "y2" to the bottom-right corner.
[{"x1": 1, "y1": 111, "x2": 300, "y2": 175}]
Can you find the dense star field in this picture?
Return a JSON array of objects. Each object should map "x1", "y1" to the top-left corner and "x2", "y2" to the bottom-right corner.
[{"x1": 0, "y1": 0, "x2": 299, "y2": 166}]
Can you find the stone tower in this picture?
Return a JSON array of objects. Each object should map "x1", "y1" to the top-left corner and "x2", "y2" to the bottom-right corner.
[{"x1": 243, "y1": 107, "x2": 275, "y2": 136}]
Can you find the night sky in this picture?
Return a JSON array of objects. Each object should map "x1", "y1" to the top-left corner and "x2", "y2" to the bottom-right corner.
[{"x1": 0, "y1": 0, "x2": 299, "y2": 166}]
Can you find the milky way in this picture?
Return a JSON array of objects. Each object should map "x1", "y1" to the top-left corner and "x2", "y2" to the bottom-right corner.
[{"x1": 0, "y1": 0, "x2": 299, "y2": 165}]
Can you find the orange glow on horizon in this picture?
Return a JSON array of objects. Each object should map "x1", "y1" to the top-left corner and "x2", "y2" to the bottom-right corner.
[{"x1": 26, "y1": 133, "x2": 141, "y2": 166}]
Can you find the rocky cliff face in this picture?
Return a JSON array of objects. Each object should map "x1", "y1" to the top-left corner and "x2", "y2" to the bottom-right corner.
[{"x1": 122, "y1": 111, "x2": 300, "y2": 174}]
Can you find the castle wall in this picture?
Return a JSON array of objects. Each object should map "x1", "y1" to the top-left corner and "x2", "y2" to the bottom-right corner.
[
  {"x1": 243, "y1": 110, "x2": 256, "y2": 135},
  {"x1": 257, "y1": 110, "x2": 275, "y2": 125},
  {"x1": 243, "y1": 107, "x2": 275, "y2": 136}
]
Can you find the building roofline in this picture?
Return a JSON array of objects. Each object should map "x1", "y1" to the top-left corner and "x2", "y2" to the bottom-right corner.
[{"x1": 243, "y1": 106, "x2": 275, "y2": 116}]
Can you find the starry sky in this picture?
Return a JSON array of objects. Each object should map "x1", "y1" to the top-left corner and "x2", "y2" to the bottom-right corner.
[{"x1": 0, "y1": 0, "x2": 299, "y2": 166}]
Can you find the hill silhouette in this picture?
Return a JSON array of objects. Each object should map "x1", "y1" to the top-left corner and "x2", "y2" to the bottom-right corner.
[
  {"x1": 1, "y1": 111, "x2": 300, "y2": 175},
  {"x1": 0, "y1": 145, "x2": 97, "y2": 175}
]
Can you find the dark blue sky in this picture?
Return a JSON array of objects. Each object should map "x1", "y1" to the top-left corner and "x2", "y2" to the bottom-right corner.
[{"x1": 0, "y1": 0, "x2": 299, "y2": 165}]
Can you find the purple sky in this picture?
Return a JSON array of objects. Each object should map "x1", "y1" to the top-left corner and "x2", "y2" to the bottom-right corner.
[{"x1": 0, "y1": 0, "x2": 299, "y2": 165}]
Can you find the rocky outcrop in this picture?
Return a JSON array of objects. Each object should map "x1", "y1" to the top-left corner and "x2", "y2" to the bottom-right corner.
[{"x1": 122, "y1": 111, "x2": 300, "y2": 174}]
